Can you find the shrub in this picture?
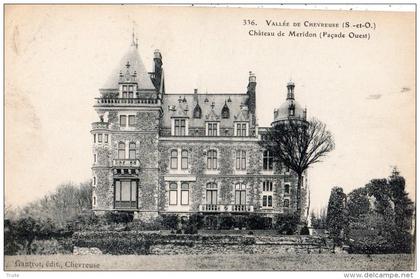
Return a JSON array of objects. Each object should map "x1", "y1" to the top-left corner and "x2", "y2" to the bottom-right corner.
[
  {"x1": 160, "y1": 214, "x2": 179, "y2": 230},
  {"x1": 300, "y1": 225, "x2": 310, "y2": 235},
  {"x1": 73, "y1": 231, "x2": 156, "y2": 255},
  {"x1": 219, "y1": 216, "x2": 234, "y2": 230},
  {"x1": 31, "y1": 239, "x2": 72, "y2": 255},
  {"x1": 104, "y1": 211, "x2": 134, "y2": 224},
  {"x1": 247, "y1": 214, "x2": 272, "y2": 230},
  {"x1": 275, "y1": 214, "x2": 299, "y2": 235}
]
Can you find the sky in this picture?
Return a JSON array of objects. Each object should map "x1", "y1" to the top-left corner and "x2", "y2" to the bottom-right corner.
[{"x1": 5, "y1": 5, "x2": 415, "y2": 212}]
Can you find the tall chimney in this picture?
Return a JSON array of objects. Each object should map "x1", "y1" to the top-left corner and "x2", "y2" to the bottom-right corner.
[
  {"x1": 246, "y1": 71, "x2": 257, "y2": 125},
  {"x1": 152, "y1": 49, "x2": 163, "y2": 92}
]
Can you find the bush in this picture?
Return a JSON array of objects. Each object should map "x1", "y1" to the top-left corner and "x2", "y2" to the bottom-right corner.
[
  {"x1": 247, "y1": 214, "x2": 272, "y2": 230},
  {"x1": 275, "y1": 214, "x2": 299, "y2": 235},
  {"x1": 31, "y1": 239, "x2": 72, "y2": 255},
  {"x1": 104, "y1": 211, "x2": 134, "y2": 224},
  {"x1": 300, "y1": 225, "x2": 310, "y2": 235},
  {"x1": 160, "y1": 214, "x2": 179, "y2": 230},
  {"x1": 219, "y1": 216, "x2": 235, "y2": 230},
  {"x1": 73, "y1": 231, "x2": 155, "y2": 255}
]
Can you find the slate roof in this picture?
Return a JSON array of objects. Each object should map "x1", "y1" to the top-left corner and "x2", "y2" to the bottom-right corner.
[
  {"x1": 162, "y1": 93, "x2": 250, "y2": 128},
  {"x1": 102, "y1": 44, "x2": 156, "y2": 90}
]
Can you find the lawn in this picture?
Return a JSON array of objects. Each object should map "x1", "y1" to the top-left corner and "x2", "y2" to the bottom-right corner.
[{"x1": 5, "y1": 253, "x2": 415, "y2": 271}]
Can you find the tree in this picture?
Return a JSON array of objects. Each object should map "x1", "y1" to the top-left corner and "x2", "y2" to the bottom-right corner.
[
  {"x1": 260, "y1": 118, "x2": 335, "y2": 222},
  {"x1": 347, "y1": 187, "x2": 370, "y2": 221},
  {"x1": 326, "y1": 187, "x2": 347, "y2": 245}
]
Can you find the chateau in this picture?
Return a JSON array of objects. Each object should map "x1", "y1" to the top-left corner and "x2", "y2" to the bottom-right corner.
[{"x1": 91, "y1": 38, "x2": 309, "y2": 226}]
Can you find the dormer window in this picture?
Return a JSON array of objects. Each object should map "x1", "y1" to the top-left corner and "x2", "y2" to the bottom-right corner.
[
  {"x1": 206, "y1": 122, "x2": 219, "y2": 136},
  {"x1": 235, "y1": 122, "x2": 248, "y2": 136},
  {"x1": 193, "y1": 104, "x2": 202, "y2": 119},
  {"x1": 221, "y1": 102, "x2": 230, "y2": 118},
  {"x1": 172, "y1": 118, "x2": 188, "y2": 136},
  {"x1": 121, "y1": 84, "x2": 136, "y2": 98}
]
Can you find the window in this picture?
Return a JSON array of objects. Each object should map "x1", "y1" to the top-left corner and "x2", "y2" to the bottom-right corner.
[
  {"x1": 174, "y1": 119, "x2": 186, "y2": 136},
  {"x1": 262, "y1": 181, "x2": 273, "y2": 208},
  {"x1": 284, "y1": 199, "x2": 290, "y2": 208},
  {"x1": 94, "y1": 154, "x2": 97, "y2": 163},
  {"x1": 207, "y1": 122, "x2": 218, "y2": 136},
  {"x1": 115, "y1": 180, "x2": 137, "y2": 208},
  {"x1": 128, "y1": 115, "x2": 136, "y2": 127},
  {"x1": 207, "y1": 150, "x2": 217, "y2": 170},
  {"x1": 120, "y1": 115, "x2": 127, "y2": 127},
  {"x1": 263, "y1": 180, "x2": 273, "y2": 192},
  {"x1": 221, "y1": 103, "x2": 230, "y2": 118},
  {"x1": 181, "y1": 150, "x2": 188, "y2": 169},
  {"x1": 262, "y1": 195, "x2": 273, "y2": 207},
  {"x1": 206, "y1": 182, "x2": 218, "y2": 205},
  {"x1": 93, "y1": 196, "x2": 96, "y2": 206},
  {"x1": 169, "y1": 182, "x2": 178, "y2": 205},
  {"x1": 263, "y1": 150, "x2": 273, "y2": 171},
  {"x1": 98, "y1": 134, "x2": 102, "y2": 143},
  {"x1": 284, "y1": 184, "x2": 290, "y2": 194},
  {"x1": 236, "y1": 123, "x2": 247, "y2": 136},
  {"x1": 118, "y1": 142, "x2": 126, "y2": 159},
  {"x1": 93, "y1": 134, "x2": 96, "y2": 143},
  {"x1": 235, "y1": 150, "x2": 246, "y2": 170},
  {"x1": 170, "y1": 150, "x2": 178, "y2": 169},
  {"x1": 104, "y1": 134, "x2": 108, "y2": 143},
  {"x1": 129, "y1": 142, "x2": 136, "y2": 159},
  {"x1": 128, "y1": 85, "x2": 134, "y2": 98},
  {"x1": 235, "y1": 183, "x2": 246, "y2": 205},
  {"x1": 289, "y1": 107, "x2": 295, "y2": 116},
  {"x1": 122, "y1": 85, "x2": 128, "y2": 98},
  {"x1": 181, "y1": 183, "x2": 189, "y2": 205},
  {"x1": 93, "y1": 176, "x2": 96, "y2": 186}
]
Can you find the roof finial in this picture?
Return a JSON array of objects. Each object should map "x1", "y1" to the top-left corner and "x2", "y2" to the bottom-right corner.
[{"x1": 131, "y1": 25, "x2": 138, "y2": 49}]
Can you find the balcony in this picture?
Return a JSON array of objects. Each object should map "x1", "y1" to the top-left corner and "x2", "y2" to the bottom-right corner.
[
  {"x1": 95, "y1": 98, "x2": 159, "y2": 106},
  {"x1": 199, "y1": 204, "x2": 254, "y2": 213},
  {"x1": 112, "y1": 159, "x2": 140, "y2": 168},
  {"x1": 91, "y1": 122, "x2": 109, "y2": 130}
]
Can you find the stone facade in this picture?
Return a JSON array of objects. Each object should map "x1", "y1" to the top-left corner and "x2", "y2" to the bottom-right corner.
[{"x1": 90, "y1": 40, "x2": 309, "y2": 224}]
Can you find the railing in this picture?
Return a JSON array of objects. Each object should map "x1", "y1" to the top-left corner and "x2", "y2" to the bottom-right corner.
[
  {"x1": 112, "y1": 159, "x2": 140, "y2": 168},
  {"x1": 199, "y1": 204, "x2": 254, "y2": 212},
  {"x1": 91, "y1": 122, "x2": 109, "y2": 130},
  {"x1": 95, "y1": 98, "x2": 158, "y2": 105}
]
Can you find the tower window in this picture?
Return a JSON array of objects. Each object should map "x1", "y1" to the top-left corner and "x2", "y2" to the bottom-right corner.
[
  {"x1": 93, "y1": 134, "x2": 96, "y2": 143},
  {"x1": 120, "y1": 115, "x2": 127, "y2": 127},
  {"x1": 128, "y1": 115, "x2": 136, "y2": 126},
  {"x1": 98, "y1": 134, "x2": 102, "y2": 143},
  {"x1": 284, "y1": 184, "x2": 290, "y2": 194},
  {"x1": 104, "y1": 134, "x2": 109, "y2": 143},
  {"x1": 284, "y1": 199, "x2": 290, "y2": 208}
]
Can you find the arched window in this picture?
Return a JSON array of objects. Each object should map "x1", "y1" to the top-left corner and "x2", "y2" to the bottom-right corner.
[
  {"x1": 129, "y1": 142, "x2": 136, "y2": 159},
  {"x1": 169, "y1": 182, "x2": 178, "y2": 205},
  {"x1": 207, "y1": 150, "x2": 217, "y2": 170},
  {"x1": 181, "y1": 150, "x2": 188, "y2": 169},
  {"x1": 170, "y1": 150, "x2": 178, "y2": 169},
  {"x1": 118, "y1": 142, "x2": 126, "y2": 159},
  {"x1": 235, "y1": 183, "x2": 246, "y2": 205},
  {"x1": 193, "y1": 104, "x2": 202, "y2": 118}
]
